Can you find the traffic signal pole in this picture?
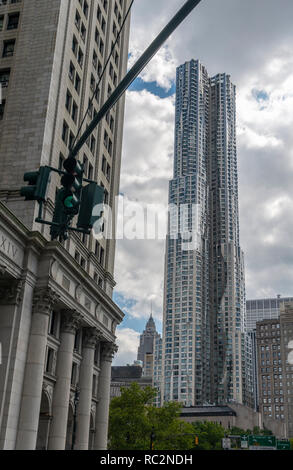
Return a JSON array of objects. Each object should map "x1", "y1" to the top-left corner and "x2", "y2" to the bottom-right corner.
[
  {"x1": 21, "y1": 0, "x2": 203, "y2": 240},
  {"x1": 69, "y1": 0, "x2": 202, "y2": 160}
]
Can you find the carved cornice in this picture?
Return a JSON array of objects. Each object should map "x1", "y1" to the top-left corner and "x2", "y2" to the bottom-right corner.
[
  {"x1": 60, "y1": 310, "x2": 82, "y2": 334},
  {"x1": 101, "y1": 342, "x2": 118, "y2": 363},
  {"x1": 0, "y1": 278, "x2": 25, "y2": 305},
  {"x1": 32, "y1": 287, "x2": 59, "y2": 316},
  {"x1": 83, "y1": 327, "x2": 102, "y2": 349}
]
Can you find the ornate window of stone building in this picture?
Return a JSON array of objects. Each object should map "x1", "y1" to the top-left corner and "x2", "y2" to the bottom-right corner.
[
  {"x1": 71, "y1": 362, "x2": 79, "y2": 387},
  {"x1": 74, "y1": 329, "x2": 82, "y2": 354},
  {"x1": 48, "y1": 310, "x2": 59, "y2": 338},
  {"x1": 94, "y1": 343, "x2": 100, "y2": 367},
  {"x1": 45, "y1": 347, "x2": 56, "y2": 376}
]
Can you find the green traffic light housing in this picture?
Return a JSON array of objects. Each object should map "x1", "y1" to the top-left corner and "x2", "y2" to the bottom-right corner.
[
  {"x1": 77, "y1": 183, "x2": 104, "y2": 231},
  {"x1": 61, "y1": 157, "x2": 84, "y2": 215},
  {"x1": 61, "y1": 188, "x2": 80, "y2": 216},
  {"x1": 20, "y1": 166, "x2": 51, "y2": 201},
  {"x1": 50, "y1": 188, "x2": 70, "y2": 240}
]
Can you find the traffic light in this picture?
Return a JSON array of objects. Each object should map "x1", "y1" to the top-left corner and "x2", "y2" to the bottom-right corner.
[
  {"x1": 194, "y1": 435, "x2": 199, "y2": 446},
  {"x1": 50, "y1": 188, "x2": 69, "y2": 241},
  {"x1": 61, "y1": 157, "x2": 84, "y2": 216},
  {"x1": 20, "y1": 166, "x2": 51, "y2": 201},
  {"x1": 77, "y1": 183, "x2": 104, "y2": 231}
]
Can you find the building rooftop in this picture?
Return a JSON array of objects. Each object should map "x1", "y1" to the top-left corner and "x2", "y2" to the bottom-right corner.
[
  {"x1": 180, "y1": 406, "x2": 237, "y2": 417},
  {"x1": 111, "y1": 365, "x2": 143, "y2": 380}
]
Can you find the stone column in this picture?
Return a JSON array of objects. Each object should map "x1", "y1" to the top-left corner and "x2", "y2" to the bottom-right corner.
[
  {"x1": 93, "y1": 342, "x2": 117, "y2": 450},
  {"x1": 15, "y1": 288, "x2": 58, "y2": 450},
  {"x1": 74, "y1": 328, "x2": 101, "y2": 450},
  {"x1": 48, "y1": 310, "x2": 81, "y2": 450},
  {"x1": 0, "y1": 278, "x2": 24, "y2": 450}
]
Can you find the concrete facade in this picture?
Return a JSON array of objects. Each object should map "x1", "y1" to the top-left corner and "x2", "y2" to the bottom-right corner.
[
  {"x1": 0, "y1": 0, "x2": 131, "y2": 450},
  {"x1": 0, "y1": 202, "x2": 124, "y2": 449},
  {"x1": 180, "y1": 403, "x2": 285, "y2": 438},
  {"x1": 0, "y1": 0, "x2": 131, "y2": 293}
]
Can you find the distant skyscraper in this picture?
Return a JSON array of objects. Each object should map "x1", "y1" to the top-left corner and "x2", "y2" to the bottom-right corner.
[
  {"x1": 162, "y1": 59, "x2": 246, "y2": 407},
  {"x1": 137, "y1": 314, "x2": 160, "y2": 377}
]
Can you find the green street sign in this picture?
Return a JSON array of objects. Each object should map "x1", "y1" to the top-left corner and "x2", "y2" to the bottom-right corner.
[
  {"x1": 248, "y1": 435, "x2": 276, "y2": 447},
  {"x1": 276, "y1": 440, "x2": 291, "y2": 450}
]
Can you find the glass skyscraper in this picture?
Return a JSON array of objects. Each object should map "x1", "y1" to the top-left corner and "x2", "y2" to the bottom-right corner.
[{"x1": 162, "y1": 60, "x2": 247, "y2": 407}]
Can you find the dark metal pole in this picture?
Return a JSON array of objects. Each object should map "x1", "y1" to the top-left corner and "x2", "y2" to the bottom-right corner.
[
  {"x1": 71, "y1": 388, "x2": 80, "y2": 450},
  {"x1": 69, "y1": 0, "x2": 202, "y2": 160}
]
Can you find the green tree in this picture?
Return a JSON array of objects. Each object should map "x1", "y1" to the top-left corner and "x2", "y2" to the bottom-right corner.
[
  {"x1": 148, "y1": 403, "x2": 195, "y2": 450},
  {"x1": 229, "y1": 426, "x2": 252, "y2": 436},
  {"x1": 191, "y1": 421, "x2": 226, "y2": 450},
  {"x1": 108, "y1": 383, "x2": 196, "y2": 450},
  {"x1": 108, "y1": 383, "x2": 156, "y2": 450}
]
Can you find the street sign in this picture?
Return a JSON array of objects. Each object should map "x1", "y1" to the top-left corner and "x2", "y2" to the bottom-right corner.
[
  {"x1": 222, "y1": 438, "x2": 231, "y2": 450},
  {"x1": 241, "y1": 439, "x2": 248, "y2": 449},
  {"x1": 248, "y1": 435, "x2": 276, "y2": 447},
  {"x1": 276, "y1": 440, "x2": 291, "y2": 450}
]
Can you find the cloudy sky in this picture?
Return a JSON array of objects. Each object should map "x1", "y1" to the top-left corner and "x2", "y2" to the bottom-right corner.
[{"x1": 112, "y1": 0, "x2": 293, "y2": 365}]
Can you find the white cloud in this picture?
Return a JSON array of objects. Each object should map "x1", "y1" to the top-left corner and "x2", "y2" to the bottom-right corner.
[
  {"x1": 113, "y1": 89, "x2": 175, "y2": 323},
  {"x1": 113, "y1": 0, "x2": 293, "y2": 333},
  {"x1": 113, "y1": 328, "x2": 140, "y2": 366},
  {"x1": 129, "y1": 46, "x2": 176, "y2": 91}
]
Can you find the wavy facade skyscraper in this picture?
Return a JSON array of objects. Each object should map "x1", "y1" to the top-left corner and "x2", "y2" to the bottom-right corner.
[{"x1": 162, "y1": 60, "x2": 248, "y2": 406}]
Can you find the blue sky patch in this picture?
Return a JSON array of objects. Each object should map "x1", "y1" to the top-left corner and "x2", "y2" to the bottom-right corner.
[
  {"x1": 113, "y1": 291, "x2": 163, "y2": 335},
  {"x1": 252, "y1": 88, "x2": 269, "y2": 102},
  {"x1": 129, "y1": 77, "x2": 175, "y2": 98}
]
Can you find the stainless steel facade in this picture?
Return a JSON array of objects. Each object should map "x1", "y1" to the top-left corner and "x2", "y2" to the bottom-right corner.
[{"x1": 162, "y1": 60, "x2": 246, "y2": 407}]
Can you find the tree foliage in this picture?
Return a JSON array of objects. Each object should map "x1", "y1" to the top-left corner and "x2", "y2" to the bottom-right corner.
[
  {"x1": 191, "y1": 421, "x2": 225, "y2": 450},
  {"x1": 108, "y1": 383, "x2": 195, "y2": 450},
  {"x1": 108, "y1": 383, "x2": 276, "y2": 450}
]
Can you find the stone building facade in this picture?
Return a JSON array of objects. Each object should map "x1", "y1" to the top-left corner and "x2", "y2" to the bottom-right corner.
[
  {"x1": 256, "y1": 303, "x2": 293, "y2": 438},
  {"x1": 0, "y1": 0, "x2": 131, "y2": 450},
  {"x1": 279, "y1": 302, "x2": 293, "y2": 437},
  {"x1": 0, "y1": 201, "x2": 124, "y2": 450},
  {"x1": 0, "y1": 0, "x2": 131, "y2": 288}
]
